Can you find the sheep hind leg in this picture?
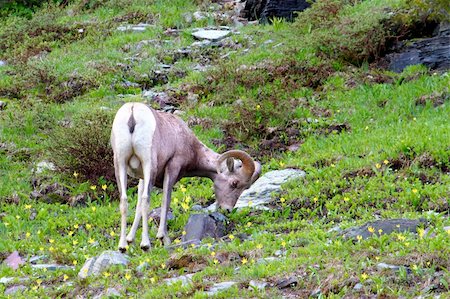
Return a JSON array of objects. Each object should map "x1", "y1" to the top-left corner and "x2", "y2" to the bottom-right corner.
[
  {"x1": 115, "y1": 156, "x2": 129, "y2": 253},
  {"x1": 139, "y1": 163, "x2": 152, "y2": 251},
  {"x1": 126, "y1": 179, "x2": 144, "y2": 244}
]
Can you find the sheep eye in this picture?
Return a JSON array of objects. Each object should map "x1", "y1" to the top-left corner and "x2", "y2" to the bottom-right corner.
[{"x1": 231, "y1": 181, "x2": 238, "y2": 188}]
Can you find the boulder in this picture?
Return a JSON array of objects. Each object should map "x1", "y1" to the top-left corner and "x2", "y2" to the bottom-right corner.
[
  {"x1": 192, "y1": 29, "x2": 231, "y2": 42},
  {"x1": 341, "y1": 218, "x2": 427, "y2": 240},
  {"x1": 208, "y1": 169, "x2": 305, "y2": 211},
  {"x1": 78, "y1": 251, "x2": 129, "y2": 279},
  {"x1": 241, "y1": 0, "x2": 311, "y2": 22},
  {"x1": 182, "y1": 212, "x2": 229, "y2": 244},
  {"x1": 205, "y1": 281, "x2": 237, "y2": 296}
]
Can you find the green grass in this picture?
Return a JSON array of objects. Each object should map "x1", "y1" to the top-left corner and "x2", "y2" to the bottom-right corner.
[{"x1": 1, "y1": 0, "x2": 449, "y2": 297}]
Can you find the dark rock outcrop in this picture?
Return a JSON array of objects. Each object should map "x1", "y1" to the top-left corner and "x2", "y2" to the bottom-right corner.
[{"x1": 241, "y1": 0, "x2": 311, "y2": 22}]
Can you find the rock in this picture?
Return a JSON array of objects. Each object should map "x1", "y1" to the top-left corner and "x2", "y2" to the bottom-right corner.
[
  {"x1": 241, "y1": 0, "x2": 311, "y2": 22},
  {"x1": 164, "y1": 273, "x2": 195, "y2": 287},
  {"x1": 78, "y1": 251, "x2": 129, "y2": 279},
  {"x1": 205, "y1": 281, "x2": 237, "y2": 296},
  {"x1": 192, "y1": 29, "x2": 231, "y2": 41},
  {"x1": 248, "y1": 280, "x2": 267, "y2": 290},
  {"x1": 29, "y1": 255, "x2": 47, "y2": 264},
  {"x1": 4, "y1": 285, "x2": 27, "y2": 295},
  {"x1": 0, "y1": 277, "x2": 29, "y2": 284},
  {"x1": 148, "y1": 207, "x2": 174, "y2": 225},
  {"x1": 0, "y1": 101, "x2": 7, "y2": 110},
  {"x1": 0, "y1": 60, "x2": 5, "y2": 66},
  {"x1": 310, "y1": 288, "x2": 322, "y2": 298},
  {"x1": 30, "y1": 182, "x2": 71, "y2": 203},
  {"x1": 208, "y1": 169, "x2": 305, "y2": 211},
  {"x1": 117, "y1": 23, "x2": 152, "y2": 32},
  {"x1": 353, "y1": 283, "x2": 363, "y2": 291},
  {"x1": 182, "y1": 12, "x2": 193, "y2": 24},
  {"x1": 31, "y1": 264, "x2": 74, "y2": 271},
  {"x1": 35, "y1": 161, "x2": 56, "y2": 174},
  {"x1": 93, "y1": 287, "x2": 121, "y2": 299},
  {"x1": 377, "y1": 262, "x2": 411, "y2": 274},
  {"x1": 4, "y1": 251, "x2": 25, "y2": 270},
  {"x1": 341, "y1": 218, "x2": 427, "y2": 240},
  {"x1": 136, "y1": 262, "x2": 149, "y2": 273},
  {"x1": 182, "y1": 212, "x2": 229, "y2": 244},
  {"x1": 276, "y1": 276, "x2": 298, "y2": 289},
  {"x1": 193, "y1": 11, "x2": 207, "y2": 21}
]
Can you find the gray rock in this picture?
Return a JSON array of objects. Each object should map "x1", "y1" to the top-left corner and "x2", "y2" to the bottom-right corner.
[
  {"x1": 78, "y1": 251, "x2": 129, "y2": 279},
  {"x1": 4, "y1": 285, "x2": 27, "y2": 295},
  {"x1": 117, "y1": 23, "x2": 152, "y2": 32},
  {"x1": 193, "y1": 11, "x2": 207, "y2": 21},
  {"x1": 93, "y1": 287, "x2": 121, "y2": 299},
  {"x1": 182, "y1": 212, "x2": 229, "y2": 244},
  {"x1": 31, "y1": 264, "x2": 74, "y2": 271},
  {"x1": 192, "y1": 29, "x2": 231, "y2": 42},
  {"x1": 377, "y1": 262, "x2": 411, "y2": 273},
  {"x1": 341, "y1": 218, "x2": 427, "y2": 240},
  {"x1": 207, "y1": 169, "x2": 306, "y2": 211},
  {"x1": 164, "y1": 273, "x2": 195, "y2": 287},
  {"x1": 248, "y1": 280, "x2": 267, "y2": 290},
  {"x1": 0, "y1": 101, "x2": 7, "y2": 110},
  {"x1": 29, "y1": 255, "x2": 47, "y2": 264},
  {"x1": 205, "y1": 281, "x2": 237, "y2": 296},
  {"x1": 0, "y1": 60, "x2": 5, "y2": 66},
  {"x1": 353, "y1": 283, "x2": 363, "y2": 290},
  {"x1": 276, "y1": 276, "x2": 298, "y2": 289},
  {"x1": 0, "y1": 277, "x2": 29, "y2": 284},
  {"x1": 136, "y1": 262, "x2": 149, "y2": 273},
  {"x1": 35, "y1": 161, "x2": 56, "y2": 174},
  {"x1": 148, "y1": 207, "x2": 174, "y2": 225}
]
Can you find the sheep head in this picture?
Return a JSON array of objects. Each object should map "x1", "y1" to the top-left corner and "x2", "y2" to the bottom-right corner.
[{"x1": 214, "y1": 150, "x2": 261, "y2": 210}]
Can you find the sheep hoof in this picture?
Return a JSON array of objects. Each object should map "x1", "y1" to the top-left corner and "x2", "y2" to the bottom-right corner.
[
  {"x1": 140, "y1": 244, "x2": 150, "y2": 251},
  {"x1": 119, "y1": 247, "x2": 127, "y2": 253}
]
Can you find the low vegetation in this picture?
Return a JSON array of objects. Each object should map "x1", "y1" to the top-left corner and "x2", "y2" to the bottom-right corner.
[{"x1": 0, "y1": 0, "x2": 448, "y2": 297}]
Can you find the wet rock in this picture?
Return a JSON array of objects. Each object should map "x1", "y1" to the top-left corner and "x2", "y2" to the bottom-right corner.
[
  {"x1": 78, "y1": 251, "x2": 129, "y2": 279},
  {"x1": 205, "y1": 281, "x2": 237, "y2": 296},
  {"x1": 164, "y1": 273, "x2": 195, "y2": 287},
  {"x1": 31, "y1": 264, "x2": 74, "y2": 271},
  {"x1": 386, "y1": 22, "x2": 450, "y2": 72},
  {"x1": 0, "y1": 101, "x2": 7, "y2": 110},
  {"x1": 341, "y1": 218, "x2": 427, "y2": 240},
  {"x1": 4, "y1": 285, "x2": 27, "y2": 296},
  {"x1": 208, "y1": 169, "x2": 305, "y2": 211},
  {"x1": 192, "y1": 29, "x2": 231, "y2": 42},
  {"x1": 276, "y1": 276, "x2": 298, "y2": 289},
  {"x1": 249, "y1": 280, "x2": 267, "y2": 290},
  {"x1": 4, "y1": 251, "x2": 25, "y2": 270},
  {"x1": 182, "y1": 212, "x2": 229, "y2": 244},
  {"x1": 241, "y1": 0, "x2": 311, "y2": 21}
]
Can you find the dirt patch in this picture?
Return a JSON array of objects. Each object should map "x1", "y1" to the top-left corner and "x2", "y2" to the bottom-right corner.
[
  {"x1": 167, "y1": 254, "x2": 208, "y2": 272},
  {"x1": 343, "y1": 167, "x2": 376, "y2": 179},
  {"x1": 113, "y1": 11, "x2": 155, "y2": 24},
  {"x1": 48, "y1": 75, "x2": 98, "y2": 103},
  {"x1": 415, "y1": 91, "x2": 449, "y2": 107}
]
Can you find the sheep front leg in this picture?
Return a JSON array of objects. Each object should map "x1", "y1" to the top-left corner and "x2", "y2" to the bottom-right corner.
[
  {"x1": 126, "y1": 179, "x2": 144, "y2": 244},
  {"x1": 156, "y1": 166, "x2": 178, "y2": 246}
]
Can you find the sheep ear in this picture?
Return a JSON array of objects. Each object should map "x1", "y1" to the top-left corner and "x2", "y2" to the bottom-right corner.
[{"x1": 226, "y1": 157, "x2": 235, "y2": 172}]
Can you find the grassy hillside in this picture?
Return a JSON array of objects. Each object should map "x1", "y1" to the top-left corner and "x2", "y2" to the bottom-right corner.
[{"x1": 0, "y1": 0, "x2": 449, "y2": 297}]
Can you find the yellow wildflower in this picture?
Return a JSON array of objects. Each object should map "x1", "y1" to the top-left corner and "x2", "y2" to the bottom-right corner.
[
  {"x1": 417, "y1": 228, "x2": 425, "y2": 239},
  {"x1": 378, "y1": 229, "x2": 383, "y2": 235},
  {"x1": 125, "y1": 273, "x2": 131, "y2": 280},
  {"x1": 88, "y1": 238, "x2": 95, "y2": 244},
  {"x1": 375, "y1": 163, "x2": 381, "y2": 169},
  {"x1": 182, "y1": 230, "x2": 186, "y2": 236},
  {"x1": 281, "y1": 240, "x2": 286, "y2": 247},
  {"x1": 280, "y1": 197, "x2": 286, "y2": 203},
  {"x1": 412, "y1": 188, "x2": 418, "y2": 194},
  {"x1": 150, "y1": 277, "x2": 156, "y2": 283},
  {"x1": 241, "y1": 257, "x2": 248, "y2": 264},
  {"x1": 383, "y1": 160, "x2": 389, "y2": 165},
  {"x1": 256, "y1": 243, "x2": 263, "y2": 249},
  {"x1": 26, "y1": 232, "x2": 31, "y2": 238},
  {"x1": 73, "y1": 240, "x2": 78, "y2": 246},
  {"x1": 356, "y1": 235, "x2": 363, "y2": 241},
  {"x1": 368, "y1": 226, "x2": 375, "y2": 233},
  {"x1": 73, "y1": 171, "x2": 79, "y2": 178},
  {"x1": 101, "y1": 184, "x2": 107, "y2": 191},
  {"x1": 110, "y1": 231, "x2": 116, "y2": 237},
  {"x1": 361, "y1": 273, "x2": 368, "y2": 281},
  {"x1": 211, "y1": 251, "x2": 216, "y2": 257},
  {"x1": 229, "y1": 234, "x2": 235, "y2": 240},
  {"x1": 161, "y1": 263, "x2": 166, "y2": 269},
  {"x1": 25, "y1": 204, "x2": 32, "y2": 209},
  {"x1": 343, "y1": 197, "x2": 349, "y2": 202},
  {"x1": 213, "y1": 259, "x2": 219, "y2": 264},
  {"x1": 247, "y1": 222, "x2": 252, "y2": 227},
  {"x1": 63, "y1": 274, "x2": 69, "y2": 281},
  {"x1": 74, "y1": 224, "x2": 79, "y2": 229},
  {"x1": 91, "y1": 206, "x2": 96, "y2": 212},
  {"x1": 72, "y1": 260, "x2": 77, "y2": 265},
  {"x1": 397, "y1": 234, "x2": 406, "y2": 242},
  {"x1": 86, "y1": 223, "x2": 92, "y2": 230},
  {"x1": 181, "y1": 187, "x2": 187, "y2": 193},
  {"x1": 16, "y1": 215, "x2": 20, "y2": 219},
  {"x1": 412, "y1": 264, "x2": 418, "y2": 271},
  {"x1": 49, "y1": 239, "x2": 55, "y2": 243},
  {"x1": 103, "y1": 272, "x2": 111, "y2": 278},
  {"x1": 90, "y1": 185, "x2": 96, "y2": 191},
  {"x1": 174, "y1": 239, "x2": 181, "y2": 244}
]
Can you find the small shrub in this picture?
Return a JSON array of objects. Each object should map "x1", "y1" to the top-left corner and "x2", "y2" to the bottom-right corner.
[{"x1": 49, "y1": 109, "x2": 115, "y2": 182}]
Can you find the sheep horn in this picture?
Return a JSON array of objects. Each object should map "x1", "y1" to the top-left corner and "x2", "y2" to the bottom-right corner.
[{"x1": 217, "y1": 150, "x2": 255, "y2": 180}]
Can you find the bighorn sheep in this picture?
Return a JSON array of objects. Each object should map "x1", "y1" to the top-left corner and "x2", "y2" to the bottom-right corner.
[{"x1": 111, "y1": 102, "x2": 261, "y2": 251}]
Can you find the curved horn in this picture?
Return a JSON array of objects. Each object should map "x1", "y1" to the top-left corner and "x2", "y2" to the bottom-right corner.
[{"x1": 217, "y1": 150, "x2": 255, "y2": 180}]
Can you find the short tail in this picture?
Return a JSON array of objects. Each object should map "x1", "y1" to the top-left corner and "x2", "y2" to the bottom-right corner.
[{"x1": 127, "y1": 105, "x2": 136, "y2": 133}]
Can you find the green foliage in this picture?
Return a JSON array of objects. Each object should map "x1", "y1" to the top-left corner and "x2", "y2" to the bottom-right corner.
[{"x1": 49, "y1": 109, "x2": 115, "y2": 182}]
